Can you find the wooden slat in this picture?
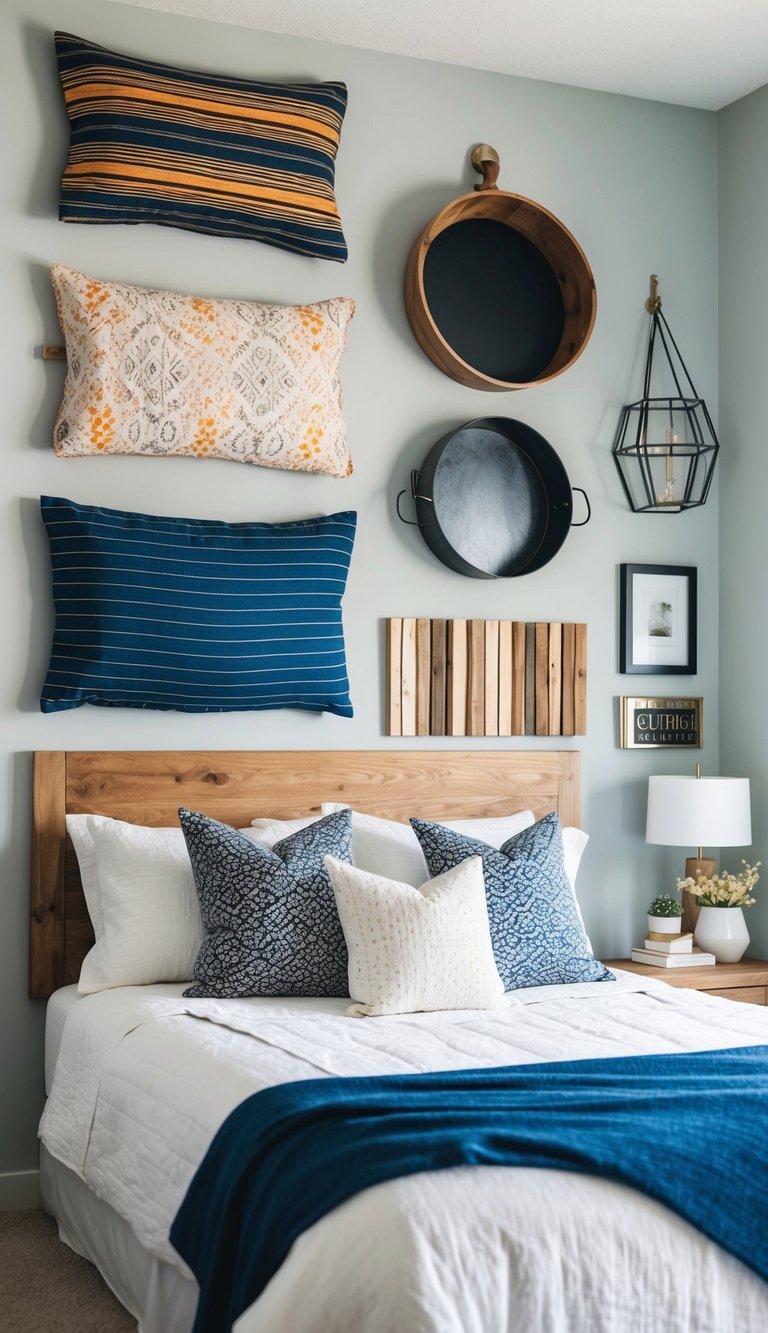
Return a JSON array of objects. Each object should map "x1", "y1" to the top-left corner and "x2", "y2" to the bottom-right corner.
[
  {"x1": 467, "y1": 620, "x2": 486, "y2": 737},
  {"x1": 512, "y1": 622, "x2": 526, "y2": 736},
  {"x1": 447, "y1": 619, "x2": 467, "y2": 736},
  {"x1": 484, "y1": 620, "x2": 500, "y2": 737},
  {"x1": 498, "y1": 621, "x2": 513, "y2": 736},
  {"x1": 400, "y1": 618, "x2": 417, "y2": 736},
  {"x1": 386, "y1": 618, "x2": 402, "y2": 736},
  {"x1": 574, "y1": 623, "x2": 587, "y2": 735},
  {"x1": 31, "y1": 749, "x2": 583, "y2": 998},
  {"x1": 524, "y1": 623, "x2": 536, "y2": 735},
  {"x1": 30, "y1": 752, "x2": 66, "y2": 999},
  {"x1": 429, "y1": 619, "x2": 447, "y2": 736},
  {"x1": 415, "y1": 618, "x2": 431, "y2": 737},
  {"x1": 534, "y1": 622, "x2": 549, "y2": 736},
  {"x1": 548, "y1": 622, "x2": 562, "y2": 736},
  {"x1": 561, "y1": 622, "x2": 575, "y2": 737}
]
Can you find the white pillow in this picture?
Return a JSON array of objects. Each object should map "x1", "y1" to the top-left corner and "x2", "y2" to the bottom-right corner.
[
  {"x1": 562, "y1": 827, "x2": 591, "y2": 947},
  {"x1": 66, "y1": 813, "x2": 282, "y2": 962},
  {"x1": 319, "y1": 805, "x2": 535, "y2": 887},
  {"x1": 317, "y1": 808, "x2": 592, "y2": 952},
  {"x1": 325, "y1": 855, "x2": 508, "y2": 1017},
  {"x1": 66, "y1": 814, "x2": 106, "y2": 941},
  {"x1": 69, "y1": 815, "x2": 203, "y2": 994},
  {"x1": 247, "y1": 816, "x2": 319, "y2": 850}
]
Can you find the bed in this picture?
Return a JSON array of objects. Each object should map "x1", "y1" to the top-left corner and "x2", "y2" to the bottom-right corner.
[{"x1": 32, "y1": 749, "x2": 768, "y2": 1333}]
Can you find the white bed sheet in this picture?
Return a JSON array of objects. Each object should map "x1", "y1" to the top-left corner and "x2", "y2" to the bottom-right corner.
[
  {"x1": 44, "y1": 984, "x2": 81, "y2": 1094},
  {"x1": 41, "y1": 975, "x2": 768, "y2": 1333}
]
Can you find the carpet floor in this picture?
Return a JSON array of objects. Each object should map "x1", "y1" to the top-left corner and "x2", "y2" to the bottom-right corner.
[{"x1": 0, "y1": 1209, "x2": 137, "y2": 1332}]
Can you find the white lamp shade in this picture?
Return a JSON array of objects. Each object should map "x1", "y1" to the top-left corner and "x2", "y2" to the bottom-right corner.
[{"x1": 646, "y1": 776, "x2": 751, "y2": 848}]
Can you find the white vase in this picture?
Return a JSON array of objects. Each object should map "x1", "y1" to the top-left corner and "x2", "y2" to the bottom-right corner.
[{"x1": 693, "y1": 905, "x2": 750, "y2": 963}]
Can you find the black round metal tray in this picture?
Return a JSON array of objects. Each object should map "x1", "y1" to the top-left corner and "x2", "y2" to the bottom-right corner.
[{"x1": 397, "y1": 417, "x2": 590, "y2": 578}]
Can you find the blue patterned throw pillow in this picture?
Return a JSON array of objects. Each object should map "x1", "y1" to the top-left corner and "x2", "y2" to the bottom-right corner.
[
  {"x1": 180, "y1": 807, "x2": 353, "y2": 998},
  {"x1": 411, "y1": 812, "x2": 613, "y2": 991},
  {"x1": 40, "y1": 496, "x2": 356, "y2": 716}
]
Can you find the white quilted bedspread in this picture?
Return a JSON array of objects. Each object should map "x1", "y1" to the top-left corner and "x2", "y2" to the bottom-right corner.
[{"x1": 40, "y1": 973, "x2": 768, "y2": 1333}]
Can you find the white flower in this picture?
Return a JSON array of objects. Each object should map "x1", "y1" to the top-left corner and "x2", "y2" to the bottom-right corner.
[{"x1": 675, "y1": 860, "x2": 760, "y2": 908}]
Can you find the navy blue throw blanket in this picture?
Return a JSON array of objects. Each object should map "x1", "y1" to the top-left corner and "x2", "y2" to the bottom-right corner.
[{"x1": 171, "y1": 1045, "x2": 768, "y2": 1333}]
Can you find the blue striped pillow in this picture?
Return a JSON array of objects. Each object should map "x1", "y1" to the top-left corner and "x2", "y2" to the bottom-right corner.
[
  {"x1": 54, "y1": 31, "x2": 348, "y2": 262},
  {"x1": 40, "y1": 496, "x2": 356, "y2": 715}
]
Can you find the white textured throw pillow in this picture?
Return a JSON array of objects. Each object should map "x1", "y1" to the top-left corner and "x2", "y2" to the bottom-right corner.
[
  {"x1": 319, "y1": 806, "x2": 535, "y2": 886},
  {"x1": 72, "y1": 816, "x2": 204, "y2": 994},
  {"x1": 324, "y1": 855, "x2": 507, "y2": 1017}
]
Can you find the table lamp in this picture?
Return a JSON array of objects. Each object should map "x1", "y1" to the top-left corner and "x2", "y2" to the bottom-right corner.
[{"x1": 645, "y1": 767, "x2": 752, "y2": 933}]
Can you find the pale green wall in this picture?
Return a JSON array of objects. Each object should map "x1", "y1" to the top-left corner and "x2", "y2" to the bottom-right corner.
[
  {"x1": 717, "y1": 84, "x2": 768, "y2": 958},
  {"x1": 0, "y1": 0, "x2": 719, "y2": 1176}
]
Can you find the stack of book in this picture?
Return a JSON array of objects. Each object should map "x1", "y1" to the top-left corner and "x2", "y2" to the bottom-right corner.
[{"x1": 630, "y1": 931, "x2": 716, "y2": 968}]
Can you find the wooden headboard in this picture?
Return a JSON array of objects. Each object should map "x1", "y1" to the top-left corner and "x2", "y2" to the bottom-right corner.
[{"x1": 30, "y1": 749, "x2": 580, "y2": 999}]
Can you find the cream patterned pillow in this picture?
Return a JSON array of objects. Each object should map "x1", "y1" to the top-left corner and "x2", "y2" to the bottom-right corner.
[
  {"x1": 324, "y1": 855, "x2": 508, "y2": 1017},
  {"x1": 50, "y1": 264, "x2": 355, "y2": 476}
]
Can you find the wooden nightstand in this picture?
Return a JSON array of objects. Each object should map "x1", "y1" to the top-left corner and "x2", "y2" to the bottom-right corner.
[{"x1": 603, "y1": 957, "x2": 768, "y2": 1006}]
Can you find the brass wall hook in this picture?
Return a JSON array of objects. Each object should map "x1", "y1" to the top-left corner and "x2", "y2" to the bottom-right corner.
[
  {"x1": 470, "y1": 143, "x2": 500, "y2": 191},
  {"x1": 645, "y1": 274, "x2": 662, "y2": 313}
]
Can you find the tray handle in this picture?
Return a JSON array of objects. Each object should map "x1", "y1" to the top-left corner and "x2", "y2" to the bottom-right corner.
[
  {"x1": 397, "y1": 471, "x2": 433, "y2": 525},
  {"x1": 571, "y1": 487, "x2": 591, "y2": 527}
]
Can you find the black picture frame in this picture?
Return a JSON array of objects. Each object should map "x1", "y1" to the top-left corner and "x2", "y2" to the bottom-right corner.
[{"x1": 619, "y1": 564, "x2": 697, "y2": 674}]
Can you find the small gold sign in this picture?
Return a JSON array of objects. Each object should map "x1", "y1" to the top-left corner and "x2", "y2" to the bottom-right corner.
[{"x1": 620, "y1": 696, "x2": 703, "y2": 749}]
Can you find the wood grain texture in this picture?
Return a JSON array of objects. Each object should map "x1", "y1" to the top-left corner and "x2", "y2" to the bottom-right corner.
[
  {"x1": 430, "y1": 619, "x2": 447, "y2": 736},
  {"x1": 534, "y1": 623, "x2": 549, "y2": 737},
  {"x1": 467, "y1": 620, "x2": 486, "y2": 737},
  {"x1": 404, "y1": 188, "x2": 597, "y2": 391},
  {"x1": 548, "y1": 622, "x2": 562, "y2": 737},
  {"x1": 30, "y1": 752, "x2": 66, "y2": 999},
  {"x1": 31, "y1": 749, "x2": 582, "y2": 998},
  {"x1": 605, "y1": 958, "x2": 768, "y2": 1003},
  {"x1": 574, "y1": 623, "x2": 587, "y2": 735},
  {"x1": 416, "y1": 618, "x2": 432, "y2": 737},
  {"x1": 562, "y1": 622, "x2": 576, "y2": 737},
  {"x1": 386, "y1": 618, "x2": 403, "y2": 737},
  {"x1": 512, "y1": 621, "x2": 526, "y2": 736},
  {"x1": 497, "y1": 621, "x2": 512, "y2": 737},
  {"x1": 447, "y1": 619, "x2": 468, "y2": 736},
  {"x1": 387, "y1": 619, "x2": 587, "y2": 739},
  {"x1": 711, "y1": 986, "x2": 767, "y2": 1005},
  {"x1": 400, "y1": 618, "x2": 417, "y2": 737},
  {"x1": 484, "y1": 620, "x2": 500, "y2": 737},
  {"x1": 525, "y1": 624, "x2": 536, "y2": 736}
]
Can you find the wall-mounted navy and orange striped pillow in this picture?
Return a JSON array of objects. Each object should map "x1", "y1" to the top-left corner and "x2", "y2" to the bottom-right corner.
[{"x1": 54, "y1": 31, "x2": 348, "y2": 261}]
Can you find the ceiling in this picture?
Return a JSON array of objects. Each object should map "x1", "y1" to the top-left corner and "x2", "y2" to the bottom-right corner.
[{"x1": 110, "y1": 0, "x2": 768, "y2": 111}]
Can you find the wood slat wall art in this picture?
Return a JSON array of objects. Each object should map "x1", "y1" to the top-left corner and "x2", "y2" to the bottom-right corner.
[{"x1": 386, "y1": 619, "x2": 587, "y2": 737}]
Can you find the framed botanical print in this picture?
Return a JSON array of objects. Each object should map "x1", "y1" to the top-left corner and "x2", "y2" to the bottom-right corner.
[{"x1": 619, "y1": 564, "x2": 697, "y2": 674}]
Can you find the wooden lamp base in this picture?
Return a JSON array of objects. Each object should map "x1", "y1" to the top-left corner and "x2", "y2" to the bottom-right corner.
[{"x1": 681, "y1": 856, "x2": 716, "y2": 935}]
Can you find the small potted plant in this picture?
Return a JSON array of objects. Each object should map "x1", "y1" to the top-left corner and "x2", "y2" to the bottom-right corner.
[{"x1": 647, "y1": 893, "x2": 683, "y2": 936}]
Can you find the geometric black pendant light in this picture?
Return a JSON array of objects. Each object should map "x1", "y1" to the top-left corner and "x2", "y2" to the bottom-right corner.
[{"x1": 613, "y1": 275, "x2": 720, "y2": 513}]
